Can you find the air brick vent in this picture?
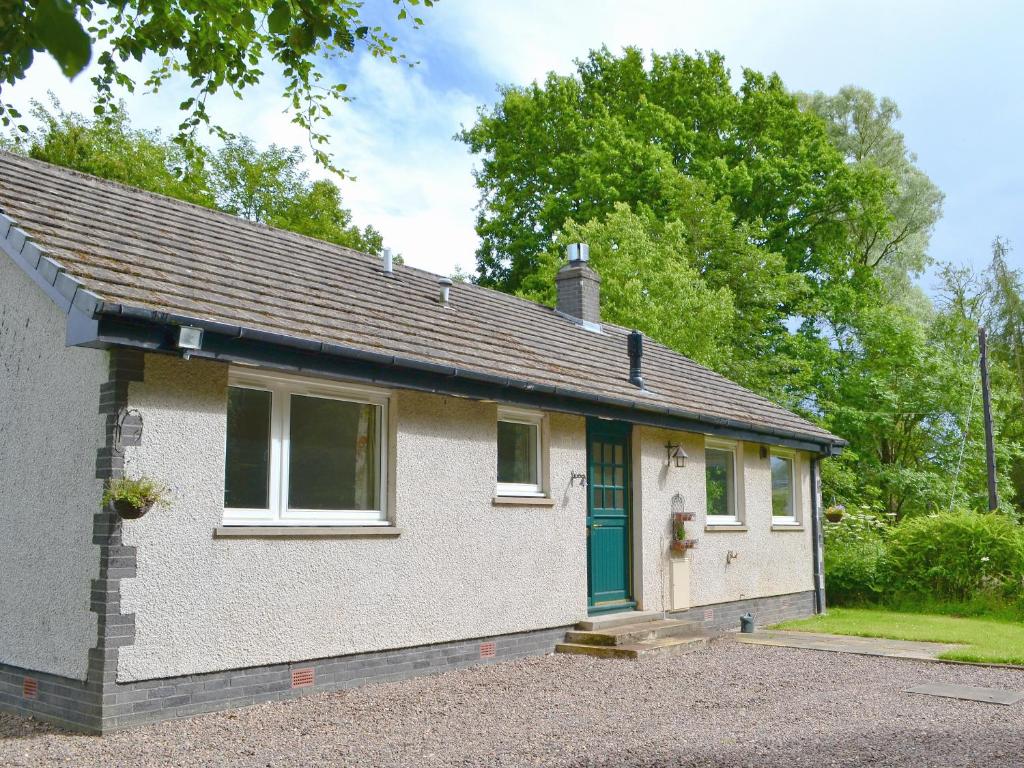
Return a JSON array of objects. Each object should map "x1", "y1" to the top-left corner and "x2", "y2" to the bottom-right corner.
[
  {"x1": 480, "y1": 642, "x2": 497, "y2": 659},
  {"x1": 704, "y1": 608, "x2": 714, "y2": 622},
  {"x1": 23, "y1": 677, "x2": 38, "y2": 698},
  {"x1": 291, "y1": 668, "x2": 314, "y2": 688}
]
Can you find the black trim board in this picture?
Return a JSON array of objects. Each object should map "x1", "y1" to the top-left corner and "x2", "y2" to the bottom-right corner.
[{"x1": 80, "y1": 311, "x2": 841, "y2": 454}]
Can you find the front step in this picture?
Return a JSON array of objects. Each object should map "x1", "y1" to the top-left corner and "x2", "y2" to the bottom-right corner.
[
  {"x1": 556, "y1": 615, "x2": 710, "y2": 659},
  {"x1": 575, "y1": 610, "x2": 663, "y2": 632},
  {"x1": 556, "y1": 635, "x2": 708, "y2": 660},
  {"x1": 565, "y1": 618, "x2": 702, "y2": 647}
]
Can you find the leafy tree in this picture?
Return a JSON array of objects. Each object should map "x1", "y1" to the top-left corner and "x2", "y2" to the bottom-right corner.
[
  {"x1": 981, "y1": 238, "x2": 1024, "y2": 508},
  {"x1": 460, "y1": 47, "x2": 871, "y2": 400},
  {"x1": 518, "y1": 203, "x2": 736, "y2": 369},
  {"x1": 4, "y1": 95, "x2": 212, "y2": 205},
  {"x1": 5, "y1": 98, "x2": 382, "y2": 253},
  {"x1": 460, "y1": 47, "x2": 864, "y2": 299},
  {"x1": 819, "y1": 275, "x2": 1021, "y2": 520},
  {"x1": 0, "y1": 0, "x2": 433, "y2": 171},
  {"x1": 209, "y1": 137, "x2": 382, "y2": 252},
  {"x1": 986, "y1": 238, "x2": 1024, "y2": 392},
  {"x1": 799, "y1": 87, "x2": 944, "y2": 281}
]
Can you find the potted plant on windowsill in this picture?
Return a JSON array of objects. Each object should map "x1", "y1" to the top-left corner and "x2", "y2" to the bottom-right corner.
[
  {"x1": 102, "y1": 477, "x2": 169, "y2": 520},
  {"x1": 824, "y1": 504, "x2": 845, "y2": 523}
]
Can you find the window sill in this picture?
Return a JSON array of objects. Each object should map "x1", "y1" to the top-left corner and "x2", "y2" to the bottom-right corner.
[
  {"x1": 704, "y1": 523, "x2": 747, "y2": 532},
  {"x1": 771, "y1": 522, "x2": 804, "y2": 531},
  {"x1": 492, "y1": 496, "x2": 556, "y2": 507},
  {"x1": 214, "y1": 526, "x2": 402, "y2": 538}
]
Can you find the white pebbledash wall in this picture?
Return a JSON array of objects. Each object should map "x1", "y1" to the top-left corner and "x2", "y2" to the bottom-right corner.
[
  {"x1": 117, "y1": 354, "x2": 590, "y2": 682},
  {"x1": 116, "y1": 353, "x2": 814, "y2": 682},
  {"x1": 0, "y1": 256, "x2": 107, "y2": 680},
  {"x1": 634, "y1": 426, "x2": 814, "y2": 612}
]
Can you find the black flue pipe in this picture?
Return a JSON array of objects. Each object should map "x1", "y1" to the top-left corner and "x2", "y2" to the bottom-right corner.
[{"x1": 628, "y1": 330, "x2": 644, "y2": 388}]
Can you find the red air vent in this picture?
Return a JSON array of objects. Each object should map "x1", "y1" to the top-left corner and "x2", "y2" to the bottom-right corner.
[
  {"x1": 480, "y1": 642, "x2": 497, "y2": 659},
  {"x1": 291, "y1": 668, "x2": 314, "y2": 688},
  {"x1": 704, "y1": 608, "x2": 714, "y2": 622},
  {"x1": 23, "y1": 677, "x2": 38, "y2": 698}
]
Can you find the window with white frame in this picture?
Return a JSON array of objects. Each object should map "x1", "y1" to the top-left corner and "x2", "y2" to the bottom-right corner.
[
  {"x1": 705, "y1": 439, "x2": 741, "y2": 524},
  {"x1": 770, "y1": 450, "x2": 799, "y2": 524},
  {"x1": 496, "y1": 406, "x2": 545, "y2": 496},
  {"x1": 223, "y1": 370, "x2": 390, "y2": 526}
]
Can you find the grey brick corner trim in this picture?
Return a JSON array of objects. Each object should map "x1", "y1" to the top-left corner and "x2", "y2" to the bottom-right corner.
[
  {"x1": 90, "y1": 349, "x2": 145, "y2": 692},
  {"x1": 0, "y1": 207, "x2": 102, "y2": 318}
]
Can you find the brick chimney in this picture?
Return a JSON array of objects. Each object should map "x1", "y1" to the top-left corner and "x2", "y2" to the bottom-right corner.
[{"x1": 555, "y1": 243, "x2": 600, "y2": 324}]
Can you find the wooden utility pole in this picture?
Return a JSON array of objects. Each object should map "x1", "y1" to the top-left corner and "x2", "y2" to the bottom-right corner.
[{"x1": 978, "y1": 326, "x2": 999, "y2": 511}]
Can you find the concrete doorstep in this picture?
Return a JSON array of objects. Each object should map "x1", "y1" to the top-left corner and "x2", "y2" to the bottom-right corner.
[{"x1": 556, "y1": 613, "x2": 712, "y2": 660}]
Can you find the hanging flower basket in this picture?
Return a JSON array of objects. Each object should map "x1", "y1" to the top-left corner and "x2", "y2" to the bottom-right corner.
[
  {"x1": 108, "y1": 498, "x2": 154, "y2": 520},
  {"x1": 102, "y1": 476, "x2": 169, "y2": 521},
  {"x1": 824, "y1": 504, "x2": 845, "y2": 523}
]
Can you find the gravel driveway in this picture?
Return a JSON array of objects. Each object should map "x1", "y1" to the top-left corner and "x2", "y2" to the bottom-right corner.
[{"x1": 2, "y1": 640, "x2": 1023, "y2": 767}]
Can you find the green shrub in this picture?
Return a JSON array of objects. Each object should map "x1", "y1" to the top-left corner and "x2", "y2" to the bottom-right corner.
[
  {"x1": 884, "y1": 511, "x2": 1024, "y2": 602},
  {"x1": 824, "y1": 538, "x2": 889, "y2": 604},
  {"x1": 823, "y1": 506, "x2": 891, "y2": 604}
]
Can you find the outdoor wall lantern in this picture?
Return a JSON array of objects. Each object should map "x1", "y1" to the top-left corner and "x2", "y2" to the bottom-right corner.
[{"x1": 666, "y1": 442, "x2": 688, "y2": 468}]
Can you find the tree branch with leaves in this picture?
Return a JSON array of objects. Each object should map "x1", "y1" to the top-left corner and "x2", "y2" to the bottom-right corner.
[{"x1": 0, "y1": 0, "x2": 434, "y2": 173}]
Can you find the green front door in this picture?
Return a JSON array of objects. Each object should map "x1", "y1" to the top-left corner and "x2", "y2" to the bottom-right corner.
[{"x1": 586, "y1": 419, "x2": 634, "y2": 613}]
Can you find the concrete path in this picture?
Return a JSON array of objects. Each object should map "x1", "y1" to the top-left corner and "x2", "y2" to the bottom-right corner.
[{"x1": 734, "y1": 629, "x2": 964, "y2": 660}]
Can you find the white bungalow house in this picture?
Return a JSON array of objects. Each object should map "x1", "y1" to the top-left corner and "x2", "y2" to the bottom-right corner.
[{"x1": 0, "y1": 152, "x2": 844, "y2": 732}]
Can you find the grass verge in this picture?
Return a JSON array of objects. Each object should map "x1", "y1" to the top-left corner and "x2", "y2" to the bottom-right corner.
[{"x1": 777, "y1": 607, "x2": 1024, "y2": 665}]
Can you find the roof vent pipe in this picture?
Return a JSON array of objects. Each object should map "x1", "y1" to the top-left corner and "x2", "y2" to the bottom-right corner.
[
  {"x1": 438, "y1": 277, "x2": 453, "y2": 306},
  {"x1": 382, "y1": 247, "x2": 394, "y2": 275},
  {"x1": 628, "y1": 330, "x2": 644, "y2": 388}
]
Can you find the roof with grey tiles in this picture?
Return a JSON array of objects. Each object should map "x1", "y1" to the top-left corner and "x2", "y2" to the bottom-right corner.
[{"x1": 0, "y1": 151, "x2": 842, "y2": 447}]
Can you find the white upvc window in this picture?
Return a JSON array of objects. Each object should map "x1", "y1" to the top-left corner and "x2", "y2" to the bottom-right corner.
[
  {"x1": 770, "y1": 448, "x2": 800, "y2": 525},
  {"x1": 222, "y1": 369, "x2": 390, "y2": 526},
  {"x1": 496, "y1": 406, "x2": 545, "y2": 497},
  {"x1": 705, "y1": 438, "x2": 742, "y2": 525}
]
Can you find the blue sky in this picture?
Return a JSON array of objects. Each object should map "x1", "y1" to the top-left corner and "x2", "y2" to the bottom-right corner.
[{"x1": 9, "y1": 0, "x2": 1023, "y2": 282}]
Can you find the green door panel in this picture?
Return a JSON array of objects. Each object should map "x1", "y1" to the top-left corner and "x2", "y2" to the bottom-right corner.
[{"x1": 586, "y1": 419, "x2": 632, "y2": 610}]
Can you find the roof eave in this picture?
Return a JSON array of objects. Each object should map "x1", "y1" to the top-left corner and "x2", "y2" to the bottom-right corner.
[
  {"x1": 0, "y1": 210, "x2": 845, "y2": 456},
  {"x1": 76, "y1": 303, "x2": 846, "y2": 455}
]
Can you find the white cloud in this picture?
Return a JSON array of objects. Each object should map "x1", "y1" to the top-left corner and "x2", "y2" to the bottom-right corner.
[{"x1": 317, "y1": 54, "x2": 481, "y2": 275}]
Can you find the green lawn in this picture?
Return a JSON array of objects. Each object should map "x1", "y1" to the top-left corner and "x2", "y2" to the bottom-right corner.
[{"x1": 777, "y1": 607, "x2": 1024, "y2": 665}]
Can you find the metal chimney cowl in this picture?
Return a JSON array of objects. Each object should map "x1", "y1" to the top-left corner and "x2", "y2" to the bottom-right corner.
[{"x1": 555, "y1": 243, "x2": 600, "y2": 324}]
